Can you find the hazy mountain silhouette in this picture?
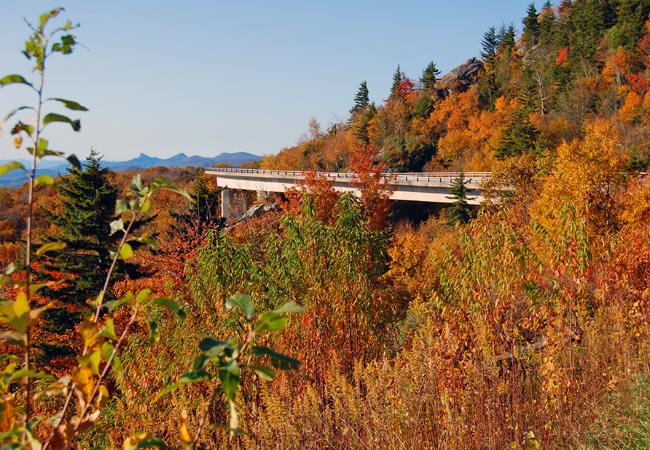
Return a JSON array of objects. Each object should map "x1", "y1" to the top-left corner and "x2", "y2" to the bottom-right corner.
[{"x1": 0, "y1": 151, "x2": 261, "y2": 187}]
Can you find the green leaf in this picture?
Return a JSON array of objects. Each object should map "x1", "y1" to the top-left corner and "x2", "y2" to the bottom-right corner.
[
  {"x1": 5, "y1": 111, "x2": 35, "y2": 134},
  {"x1": 151, "y1": 298, "x2": 186, "y2": 318},
  {"x1": 79, "y1": 350, "x2": 102, "y2": 375},
  {"x1": 151, "y1": 177, "x2": 171, "y2": 188},
  {"x1": 36, "y1": 241, "x2": 66, "y2": 256},
  {"x1": 112, "y1": 354, "x2": 123, "y2": 378},
  {"x1": 4, "y1": 263, "x2": 16, "y2": 275},
  {"x1": 192, "y1": 353, "x2": 211, "y2": 372},
  {"x1": 42, "y1": 112, "x2": 81, "y2": 131},
  {"x1": 162, "y1": 186, "x2": 193, "y2": 202},
  {"x1": 254, "y1": 312, "x2": 288, "y2": 333},
  {"x1": 273, "y1": 301, "x2": 308, "y2": 314},
  {"x1": 104, "y1": 292, "x2": 133, "y2": 314},
  {"x1": 134, "y1": 438, "x2": 166, "y2": 449},
  {"x1": 0, "y1": 74, "x2": 34, "y2": 89},
  {"x1": 197, "y1": 338, "x2": 231, "y2": 363},
  {"x1": 29, "y1": 282, "x2": 50, "y2": 293},
  {"x1": 35, "y1": 148, "x2": 64, "y2": 158},
  {"x1": 67, "y1": 154, "x2": 81, "y2": 170},
  {"x1": 251, "y1": 365, "x2": 275, "y2": 381},
  {"x1": 140, "y1": 198, "x2": 151, "y2": 213},
  {"x1": 35, "y1": 377, "x2": 70, "y2": 400},
  {"x1": 136, "y1": 289, "x2": 151, "y2": 304},
  {"x1": 0, "y1": 161, "x2": 26, "y2": 177},
  {"x1": 11, "y1": 120, "x2": 34, "y2": 136},
  {"x1": 148, "y1": 321, "x2": 159, "y2": 344},
  {"x1": 100, "y1": 319, "x2": 117, "y2": 340},
  {"x1": 130, "y1": 174, "x2": 144, "y2": 192},
  {"x1": 119, "y1": 242, "x2": 134, "y2": 260},
  {"x1": 39, "y1": 8, "x2": 64, "y2": 31},
  {"x1": 35, "y1": 174, "x2": 54, "y2": 187},
  {"x1": 226, "y1": 293, "x2": 255, "y2": 321},
  {"x1": 138, "y1": 236, "x2": 157, "y2": 249},
  {"x1": 156, "y1": 371, "x2": 210, "y2": 399},
  {"x1": 29, "y1": 304, "x2": 50, "y2": 321},
  {"x1": 251, "y1": 346, "x2": 300, "y2": 370},
  {"x1": 13, "y1": 291, "x2": 30, "y2": 327},
  {"x1": 52, "y1": 34, "x2": 76, "y2": 54},
  {"x1": 109, "y1": 219, "x2": 124, "y2": 235},
  {"x1": 0, "y1": 331, "x2": 26, "y2": 346},
  {"x1": 9, "y1": 369, "x2": 55, "y2": 383},
  {"x1": 116, "y1": 200, "x2": 129, "y2": 215},
  {"x1": 36, "y1": 138, "x2": 49, "y2": 158},
  {"x1": 122, "y1": 434, "x2": 166, "y2": 450},
  {"x1": 219, "y1": 360, "x2": 241, "y2": 401},
  {"x1": 101, "y1": 342, "x2": 114, "y2": 363},
  {"x1": 178, "y1": 370, "x2": 211, "y2": 384},
  {"x1": 198, "y1": 337, "x2": 228, "y2": 352},
  {"x1": 0, "y1": 300, "x2": 16, "y2": 321},
  {"x1": 47, "y1": 97, "x2": 89, "y2": 111}
]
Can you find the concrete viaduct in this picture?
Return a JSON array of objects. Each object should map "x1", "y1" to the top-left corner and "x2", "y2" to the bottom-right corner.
[{"x1": 205, "y1": 167, "x2": 491, "y2": 219}]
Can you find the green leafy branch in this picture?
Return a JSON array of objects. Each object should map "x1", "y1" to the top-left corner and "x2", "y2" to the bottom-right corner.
[
  {"x1": 159, "y1": 293, "x2": 305, "y2": 446},
  {"x1": 0, "y1": 7, "x2": 86, "y2": 434}
]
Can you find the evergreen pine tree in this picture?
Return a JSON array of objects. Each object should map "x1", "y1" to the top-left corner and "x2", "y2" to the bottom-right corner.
[
  {"x1": 566, "y1": 0, "x2": 614, "y2": 64},
  {"x1": 41, "y1": 149, "x2": 118, "y2": 304},
  {"x1": 350, "y1": 81, "x2": 370, "y2": 115},
  {"x1": 391, "y1": 65, "x2": 403, "y2": 95},
  {"x1": 36, "y1": 150, "x2": 122, "y2": 361},
  {"x1": 498, "y1": 24, "x2": 517, "y2": 50},
  {"x1": 495, "y1": 108, "x2": 541, "y2": 159},
  {"x1": 539, "y1": 1, "x2": 558, "y2": 44},
  {"x1": 608, "y1": 0, "x2": 650, "y2": 50},
  {"x1": 446, "y1": 171, "x2": 473, "y2": 225},
  {"x1": 420, "y1": 61, "x2": 441, "y2": 92},
  {"x1": 522, "y1": 3, "x2": 540, "y2": 48},
  {"x1": 39, "y1": 150, "x2": 130, "y2": 330},
  {"x1": 481, "y1": 26, "x2": 499, "y2": 62},
  {"x1": 479, "y1": 27, "x2": 500, "y2": 108}
]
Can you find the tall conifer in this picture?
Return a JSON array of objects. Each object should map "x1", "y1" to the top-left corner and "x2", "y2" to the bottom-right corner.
[
  {"x1": 38, "y1": 150, "x2": 119, "y2": 336},
  {"x1": 391, "y1": 65, "x2": 403, "y2": 96},
  {"x1": 446, "y1": 172, "x2": 473, "y2": 225},
  {"x1": 522, "y1": 3, "x2": 541, "y2": 48},
  {"x1": 350, "y1": 81, "x2": 370, "y2": 115},
  {"x1": 420, "y1": 61, "x2": 441, "y2": 92}
]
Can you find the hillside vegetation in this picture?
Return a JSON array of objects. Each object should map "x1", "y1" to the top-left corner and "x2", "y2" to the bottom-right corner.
[{"x1": 1, "y1": 2, "x2": 650, "y2": 449}]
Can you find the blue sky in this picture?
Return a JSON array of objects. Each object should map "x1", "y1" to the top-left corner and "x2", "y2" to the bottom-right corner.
[{"x1": 2, "y1": 1, "x2": 545, "y2": 161}]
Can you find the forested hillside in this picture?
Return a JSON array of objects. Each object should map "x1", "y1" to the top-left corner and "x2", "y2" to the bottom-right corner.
[
  {"x1": 262, "y1": 0, "x2": 650, "y2": 175},
  {"x1": 1, "y1": 2, "x2": 650, "y2": 449}
]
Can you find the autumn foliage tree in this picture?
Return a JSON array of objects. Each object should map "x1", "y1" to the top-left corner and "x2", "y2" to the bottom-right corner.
[{"x1": 349, "y1": 143, "x2": 394, "y2": 231}]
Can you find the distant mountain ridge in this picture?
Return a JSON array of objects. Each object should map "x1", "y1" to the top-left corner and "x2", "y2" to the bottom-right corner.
[{"x1": 0, "y1": 151, "x2": 261, "y2": 188}]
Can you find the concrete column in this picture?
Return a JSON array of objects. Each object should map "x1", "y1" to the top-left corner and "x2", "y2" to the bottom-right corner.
[{"x1": 221, "y1": 187, "x2": 231, "y2": 219}]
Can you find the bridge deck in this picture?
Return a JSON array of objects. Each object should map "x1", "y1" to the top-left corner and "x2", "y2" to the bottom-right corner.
[{"x1": 206, "y1": 168, "x2": 490, "y2": 205}]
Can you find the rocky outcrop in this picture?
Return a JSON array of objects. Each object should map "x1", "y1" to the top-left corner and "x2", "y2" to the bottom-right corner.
[
  {"x1": 438, "y1": 57, "x2": 483, "y2": 95},
  {"x1": 225, "y1": 202, "x2": 280, "y2": 230}
]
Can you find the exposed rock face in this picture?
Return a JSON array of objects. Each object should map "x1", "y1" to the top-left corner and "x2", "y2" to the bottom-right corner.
[
  {"x1": 438, "y1": 57, "x2": 483, "y2": 94},
  {"x1": 225, "y1": 202, "x2": 280, "y2": 230}
]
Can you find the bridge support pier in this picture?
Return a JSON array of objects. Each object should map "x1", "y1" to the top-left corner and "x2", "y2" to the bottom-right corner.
[{"x1": 221, "y1": 188, "x2": 231, "y2": 219}]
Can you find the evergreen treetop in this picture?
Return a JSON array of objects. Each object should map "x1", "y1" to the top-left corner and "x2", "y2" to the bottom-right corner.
[
  {"x1": 350, "y1": 81, "x2": 370, "y2": 115},
  {"x1": 481, "y1": 26, "x2": 499, "y2": 62},
  {"x1": 391, "y1": 65, "x2": 403, "y2": 95},
  {"x1": 36, "y1": 149, "x2": 120, "y2": 360},
  {"x1": 522, "y1": 3, "x2": 541, "y2": 48},
  {"x1": 446, "y1": 171, "x2": 473, "y2": 225},
  {"x1": 421, "y1": 61, "x2": 441, "y2": 92}
]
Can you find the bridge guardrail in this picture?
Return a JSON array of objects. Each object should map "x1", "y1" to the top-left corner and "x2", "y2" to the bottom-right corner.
[{"x1": 207, "y1": 167, "x2": 491, "y2": 183}]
